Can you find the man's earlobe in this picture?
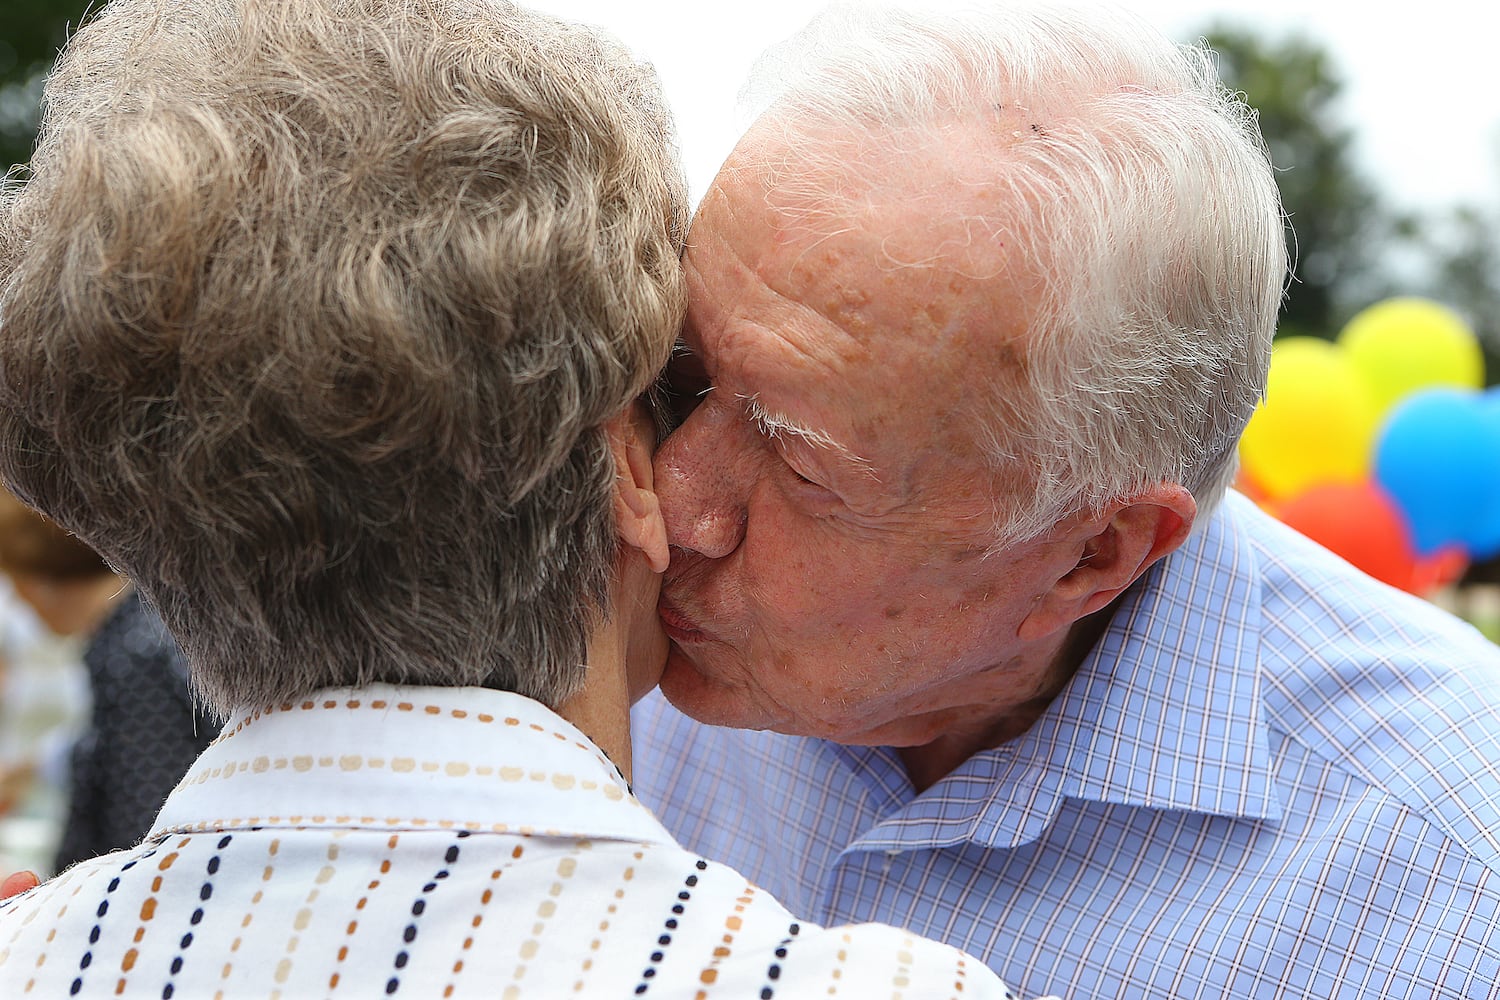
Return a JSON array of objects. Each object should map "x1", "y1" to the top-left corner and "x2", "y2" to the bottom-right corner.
[{"x1": 1017, "y1": 486, "x2": 1195, "y2": 641}]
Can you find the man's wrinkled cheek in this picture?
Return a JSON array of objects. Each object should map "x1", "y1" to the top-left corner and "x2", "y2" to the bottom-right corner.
[{"x1": 749, "y1": 575, "x2": 834, "y2": 637}]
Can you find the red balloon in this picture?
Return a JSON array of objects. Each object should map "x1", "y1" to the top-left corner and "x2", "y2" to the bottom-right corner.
[
  {"x1": 1410, "y1": 546, "x2": 1470, "y2": 595},
  {"x1": 1275, "y1": 481, "x2": 1421, "y2": 591}
]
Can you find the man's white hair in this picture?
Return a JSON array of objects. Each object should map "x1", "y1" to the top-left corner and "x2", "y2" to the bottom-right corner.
[{"x1": 737, "y1": 2, "x2": 1288, "y2": 544}]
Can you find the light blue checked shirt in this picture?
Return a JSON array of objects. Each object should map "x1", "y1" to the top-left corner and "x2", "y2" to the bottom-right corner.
[{"x1": 632, "y1": 491, "x2": 1500, "y2": 999}]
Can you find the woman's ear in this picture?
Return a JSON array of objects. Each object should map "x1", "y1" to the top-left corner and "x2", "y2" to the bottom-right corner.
[{"x1": 608, "y1": 405, "x2": 670, "y2": 574}]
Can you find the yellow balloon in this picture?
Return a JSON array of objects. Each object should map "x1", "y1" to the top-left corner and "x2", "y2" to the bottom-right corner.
[
  {"x1": 1337, "y1": 297, "x2": 1484, "y2": 413},
  {"x1": 1239, "y1": 337, "x2": 1381, "y2": 500}
]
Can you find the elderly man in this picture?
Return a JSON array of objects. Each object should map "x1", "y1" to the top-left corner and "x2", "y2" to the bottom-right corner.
[
  {"x1": 634, "y1": 4, "x2": 1500, "y2": 998},
  {"x1": 0, "y1": 0, "x2": 1034, "y2": 995}
]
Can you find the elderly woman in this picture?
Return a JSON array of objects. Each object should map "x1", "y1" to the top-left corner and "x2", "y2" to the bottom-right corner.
[{"x1": 0, "y1": 0, "x2": 1027, "y2": 996}]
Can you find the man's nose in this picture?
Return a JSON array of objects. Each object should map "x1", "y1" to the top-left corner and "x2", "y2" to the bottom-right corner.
[{"x1": 653, "y1": 401, "x2": 755, "y2": 560}]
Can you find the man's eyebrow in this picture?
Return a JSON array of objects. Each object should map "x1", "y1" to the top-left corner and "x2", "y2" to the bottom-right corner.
[{"x1": 741, "y1": 394, "x2": 878, "y2": 482}]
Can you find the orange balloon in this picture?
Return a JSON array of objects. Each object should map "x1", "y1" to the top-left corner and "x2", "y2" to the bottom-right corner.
[
  {"x1": 1233, "y1": 466, "x2": 1272, "y2": 507},
  {"x1": 1275, "y1": 481, "x2": 1419, "y2": 590}
]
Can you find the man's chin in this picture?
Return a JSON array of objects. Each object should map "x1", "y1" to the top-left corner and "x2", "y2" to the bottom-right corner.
[
  {"x1": 657, "y1": 650, "x2": 924, "y2": 747},
  {"x1": 656, "y1": 645, "x2": 776, "y2": 733}
]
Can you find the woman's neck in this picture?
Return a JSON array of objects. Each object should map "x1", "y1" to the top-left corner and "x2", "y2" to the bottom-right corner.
[
  {"x1": 557, "y1": 620, "x2": 634, "y2": 782},
  {"x1": 554, "y1": 540, "x2": 665, "y2": 786}
]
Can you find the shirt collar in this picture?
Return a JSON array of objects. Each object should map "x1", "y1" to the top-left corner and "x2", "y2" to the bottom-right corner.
[
  {"x1": 153, "y1": 683, "x2": 677, "y2": 847},
  {"x1": 848, "y1": 492, "x2": 1284, "y2": 854}
]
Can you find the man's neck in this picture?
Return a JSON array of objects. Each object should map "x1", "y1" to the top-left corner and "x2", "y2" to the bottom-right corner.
[
  {"x1": 898, "y1": 731, "x2": 1004, "y2": 795},
  {"x1": 896, "y1": 604, "x2": 1115, "y2": 794}
]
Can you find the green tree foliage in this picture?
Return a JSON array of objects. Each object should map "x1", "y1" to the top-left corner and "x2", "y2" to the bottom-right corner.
[
  {"x1": 1411, "y1": 205, "x2": 1500, "y2": 386},
  {"x1": 1198, "y1": 25, "x2": 1390, "y2": 340},
  {"x1": 0, "y1": 0, "x2": 89, "y2": 172},
  {"x1": 1198, "y1": 24, "x2": 1498, "y2": 386}
]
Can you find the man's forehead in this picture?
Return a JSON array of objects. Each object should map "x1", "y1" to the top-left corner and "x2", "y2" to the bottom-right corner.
[
  {"x1": 725, "y1": 108, "x2": 1029, "y2": 214},
  {"x1": 684, "y1": 116, "x2": 1040, "y2": 444},
  {"x1": 683, "y1": 214, "x2": 874, "y2": 376},
  {"x1": 708, "y1": 125, "x2": 1031, "y2": 305},
  {"x1": 692, "y1": 235, "x2": 1021, "y2": 403}
]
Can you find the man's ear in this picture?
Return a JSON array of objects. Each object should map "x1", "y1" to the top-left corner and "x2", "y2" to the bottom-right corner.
[
  {"x1": 608, "y1": 406, "x2": 670, "y2": 575},
  {"x1": 1018, "y1": 485, "x2": 1196, "y2": 642}
]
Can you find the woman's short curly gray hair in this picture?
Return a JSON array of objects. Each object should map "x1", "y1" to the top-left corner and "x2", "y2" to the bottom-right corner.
[{"x1": 0, "y1": 0, "x2": 687, "y2": 714}]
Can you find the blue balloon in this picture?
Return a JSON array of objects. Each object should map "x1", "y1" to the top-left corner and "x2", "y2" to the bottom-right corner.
[
  {"x1": 1375, "y1": 388, "x2": 1500, "y2": 556},
  {"x1": 1468, "y1": 388, "x2": 1500, "y2": 559}
]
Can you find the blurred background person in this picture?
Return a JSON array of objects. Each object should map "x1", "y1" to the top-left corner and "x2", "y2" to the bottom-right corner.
[
  {"x1": 0, "y1": 490, "x2": 219, "y2": 873},
  {"x1": 0, "y1": 548, "x2": 83, "y2": 880}
]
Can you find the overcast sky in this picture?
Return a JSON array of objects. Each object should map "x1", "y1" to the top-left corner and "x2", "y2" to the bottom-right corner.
[{"x1": 526, "y1": 0, "x2": 1500, "y2": 216}]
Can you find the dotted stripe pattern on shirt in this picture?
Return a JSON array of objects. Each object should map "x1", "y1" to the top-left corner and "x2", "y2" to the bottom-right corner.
[
  {"x1": 572, "y1": 848, "x2": 644, "y2": 994},
  {"x1": 384, "y1": 837, "x2": 463, "y2": 995},
  {"x1": 213, "y1": 698, "x2": 607, "y2": 769},
  {"x1": 329, "y1": 832, "x2": 399, "y2": 993},
  {"x1": 72, "y1": 842, "x2": 167, "y2": 996},
  {"x1": 160, "y1": 833, "x2": 233, "y2": 998},
  {"x1": 441, "y1": 836, "x2": 513, "y2": 998},
  {"x1": 635, "y1": 858, "x2": 709, "y2": 995}
]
